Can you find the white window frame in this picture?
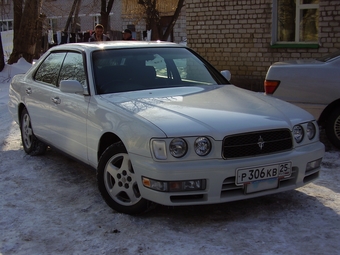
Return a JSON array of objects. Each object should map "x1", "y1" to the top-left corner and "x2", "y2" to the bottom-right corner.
[
  {"x1": 271, "y1": 0, "x2": 319, "y2": 45},
  {"x1": 93, "y1": 15, "x2": 101, "y2": 28}
]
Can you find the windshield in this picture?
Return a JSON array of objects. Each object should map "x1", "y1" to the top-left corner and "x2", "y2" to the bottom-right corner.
[
  {"x1": 317, "y1": 49, "x2": 340, "y2": 62},
  {"x1": 92, "y1": 47, "x2": 228, "y2": 94}
]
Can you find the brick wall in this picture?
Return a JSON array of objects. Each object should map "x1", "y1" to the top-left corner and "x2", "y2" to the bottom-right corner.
[{"x1": 186, "y1": 0, "x2": 340, "y2": 91}]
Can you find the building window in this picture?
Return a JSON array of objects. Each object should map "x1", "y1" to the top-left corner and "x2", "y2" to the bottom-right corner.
[
  {"x1": 0, "y1": 20, "x2": 13, "y2": 31},
  {"x1": 272, "y1": 0, "x2": 319, "y2": 45}
]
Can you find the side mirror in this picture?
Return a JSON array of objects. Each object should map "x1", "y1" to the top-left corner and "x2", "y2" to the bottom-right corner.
[
  {"x1": 220, "y1": 70, "x2": 231, "y2": 81},
  {"x1": 59, "y1": 80, "x2": 85, "y2": 94}
]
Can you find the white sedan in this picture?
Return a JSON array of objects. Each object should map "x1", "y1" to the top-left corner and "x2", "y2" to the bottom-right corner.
[
  {"x1": 8, "y1": 41, "x2": 324, "y2": 214},
  {"x1": 264, "y1": 50, "x2": 340, "y2": 149}
]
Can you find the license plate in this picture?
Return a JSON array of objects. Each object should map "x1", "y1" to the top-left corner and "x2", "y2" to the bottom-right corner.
[{"x1": 236, "y1": 162, "x2": 292, "y2": 185}]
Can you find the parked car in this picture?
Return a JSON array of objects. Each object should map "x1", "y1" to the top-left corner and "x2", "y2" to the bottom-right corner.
[
  {"x1": 264, "y1": 50, "x2": 340, "y2": 149},
  {"x1": 8, "y1": 41, "x2": 324, "y2": 214}
]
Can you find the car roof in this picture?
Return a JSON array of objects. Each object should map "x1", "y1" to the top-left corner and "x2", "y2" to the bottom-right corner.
[{"x1": 49, "y1": 41, "x2": 186, "y2": 53}]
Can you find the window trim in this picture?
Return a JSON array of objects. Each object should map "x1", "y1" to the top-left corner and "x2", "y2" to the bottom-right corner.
[{"x1": 271, "y1": 0, "x2": 320, "y2": 48}]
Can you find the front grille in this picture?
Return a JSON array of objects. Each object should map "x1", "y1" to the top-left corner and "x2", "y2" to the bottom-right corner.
[{"x1": 222, "y1": 129, "x2": 292, "y2": 159}]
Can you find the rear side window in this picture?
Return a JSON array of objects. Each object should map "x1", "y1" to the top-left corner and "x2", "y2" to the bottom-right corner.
[
  {"x1": 58, "y1": 52, "x2": 87, "y2": 89},
  {"x1": 34, "y1": 52, "x2": 66, "y2": 87}
]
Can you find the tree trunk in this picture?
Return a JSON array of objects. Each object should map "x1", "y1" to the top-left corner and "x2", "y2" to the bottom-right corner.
[
  {"x1": 100, "y1": 0, "x2": 115, "y2": 32},
  {"x1": 139, "y1": 0, "x2": 184, "y2": 41},
  {"x1": 7, "y1": 0, "x2": 23, "y2": 64},
  {"x1": 71, "y1": 0, "x2": 82, "y2": 33},
  {"x1": 64, "y1": 0, "x2": 79, "y2": 32},
  {"x1": 12, "y1": 0, "x2": 23, "y2": 44},
  {"x1": 0, "y1": 33, "x2": 5, "y2": 71},
  {"x1": 161, "y1": 0, "x2": 184, "y2": 41},
  {"x1": 139, "y1": 0, "x2": 162, "y2": 40},
  {"x1": 34, "y1": 13, "x2": 46, "y2": 59},
  {"x1": 8, "y1": 0, "x2": 41, "y2": 64}
]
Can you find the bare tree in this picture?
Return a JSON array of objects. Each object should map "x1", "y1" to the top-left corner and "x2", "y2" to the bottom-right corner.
[
  {"x1": 8, "y1": 0, "x2": 43, "y2": 64},
  {"x1": 138, "y1": 0, "x2": 161, "y2": 40},
  {"x1": 162, "y1": 0, "x2": 184, "y2": 41},
  {"x1": 64, "y1": 0, "x2": 81, "y2": 32},
  {"x1": 100, "y1": 0, "x2": 115, "y2": 32},
  {"x1": 72, "y1": 0, "x2": 82, "y2": 33},
  {"x1": 138, "y1": 0, "x2": 185, "y2": 41},
  {"x1": 63, "y1": 0, "x2": 113, "y2": 33}
]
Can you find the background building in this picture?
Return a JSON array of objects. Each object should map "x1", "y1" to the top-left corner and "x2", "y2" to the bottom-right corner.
[
  {"x1": 1, "y1": 0, "x2": 339, "y2": 91},
  {"x1": 186, "y1": 0, "x2": 340, "y2": 91},
  {"x1": 0, "y1": 0, "x2": 186, "y2": 43}
]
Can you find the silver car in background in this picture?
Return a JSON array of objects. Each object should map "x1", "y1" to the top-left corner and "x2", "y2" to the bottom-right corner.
[{"x1": 264, "y1": 50, "x2": 340, "y2": 149}]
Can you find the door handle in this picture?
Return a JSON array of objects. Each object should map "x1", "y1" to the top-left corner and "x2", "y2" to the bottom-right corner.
[
  {"x1": 25, "y1": 88, "x2": 32, "y2": 95},
  {"x1": 51, "y1": 97, "x2": 61, "y2": 104}
]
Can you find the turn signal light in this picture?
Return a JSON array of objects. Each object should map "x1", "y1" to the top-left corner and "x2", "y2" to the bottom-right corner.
[{"x1": 264, "y1": 80, "x2": 280, "y2": 94}]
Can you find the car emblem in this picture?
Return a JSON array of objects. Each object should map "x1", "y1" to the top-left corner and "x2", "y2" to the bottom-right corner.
[{"x1": 258, "y1": 136, "x2": 265, "y2": 150}]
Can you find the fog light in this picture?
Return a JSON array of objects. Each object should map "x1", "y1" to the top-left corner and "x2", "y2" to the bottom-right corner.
[
  {"x1": 183, "y1": 180, "x2": 204, "y2": 190},
  {"x1": 142, "y1": 177, "x2": 206, "y2": 192},
  {"x1": 169, "y1": 181, "x2": 182, "y2": 191},
  {"x1": 169, "y1": 180, "x2": 205, "y2": 191},
  {"x1": 306, "y1": 158, "x2": 322, "y2": 171}
]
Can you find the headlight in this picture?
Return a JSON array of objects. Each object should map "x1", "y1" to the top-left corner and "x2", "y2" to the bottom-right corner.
[
  {"x1": 293, "y1": 125, "x2": 304, "y2": 143},
  {"x1": 306, "y1": 122, "x2": 316, "y2": 140},
  {"x1": 169, "y1": 138, "x2": 187, "y2": 158},
  {"x1": 194, "y1": 137, "x2": 211, "y2": 156}
]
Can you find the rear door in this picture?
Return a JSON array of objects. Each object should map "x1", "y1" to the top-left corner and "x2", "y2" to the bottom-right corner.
[
  {"x1": 25, "y1": 52, "x2": 66, "y2": 141},
  {"x1": 47, "y1": 51, "x2": 90, "y2": 162}
]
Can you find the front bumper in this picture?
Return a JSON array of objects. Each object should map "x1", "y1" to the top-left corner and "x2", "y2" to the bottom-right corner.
[{"x1": 130, "y1": 141, "x2": 325, "y2": 206}]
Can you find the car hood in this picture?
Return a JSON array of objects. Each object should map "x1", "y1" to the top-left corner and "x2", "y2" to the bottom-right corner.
[{"x1": 101, "y1": 85, "x2": 313, "y2": 139}]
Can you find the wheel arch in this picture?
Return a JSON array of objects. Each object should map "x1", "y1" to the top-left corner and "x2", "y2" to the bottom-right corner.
[
  {"x1": 17, "y1": 103, "x2": 27, "y2": 126},
  {"x1": 318, "y1": 99, "x2": 340, "y2": 127},
  {"x1": 97, "y1": 132, "x2": 122, "y2": 162}
]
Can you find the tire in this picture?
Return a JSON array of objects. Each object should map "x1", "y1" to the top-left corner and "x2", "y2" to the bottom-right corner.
[
  {"x1": 97, "y1": 142, "x2": 152, "y2": 214},
  {"x1": 20, "y1": 108, "x2": 47, "y2": 155},
  {"x1": 325, "y1": 107, "x2": 340, "y2": 149}
]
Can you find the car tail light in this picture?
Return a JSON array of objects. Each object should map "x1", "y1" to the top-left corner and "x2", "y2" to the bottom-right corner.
[{"x1": 264, "y1": 80, "x2": 280, "y2": 94}]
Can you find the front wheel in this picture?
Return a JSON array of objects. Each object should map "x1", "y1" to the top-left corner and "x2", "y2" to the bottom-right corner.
[
  {"x1": 97, "y1": 142, "x2": 152, "y2": 214},
  {"x1": 20, "y1": 108, "x2": 47, "y2": 155},
  {"x1": 325, "y1": 107, "x2": 340, "y2": 149}
]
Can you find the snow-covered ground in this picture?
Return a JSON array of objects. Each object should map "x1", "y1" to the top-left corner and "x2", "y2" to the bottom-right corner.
[{"x1": 0, "y1": 60, "x2": 339, "y2": 255}]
